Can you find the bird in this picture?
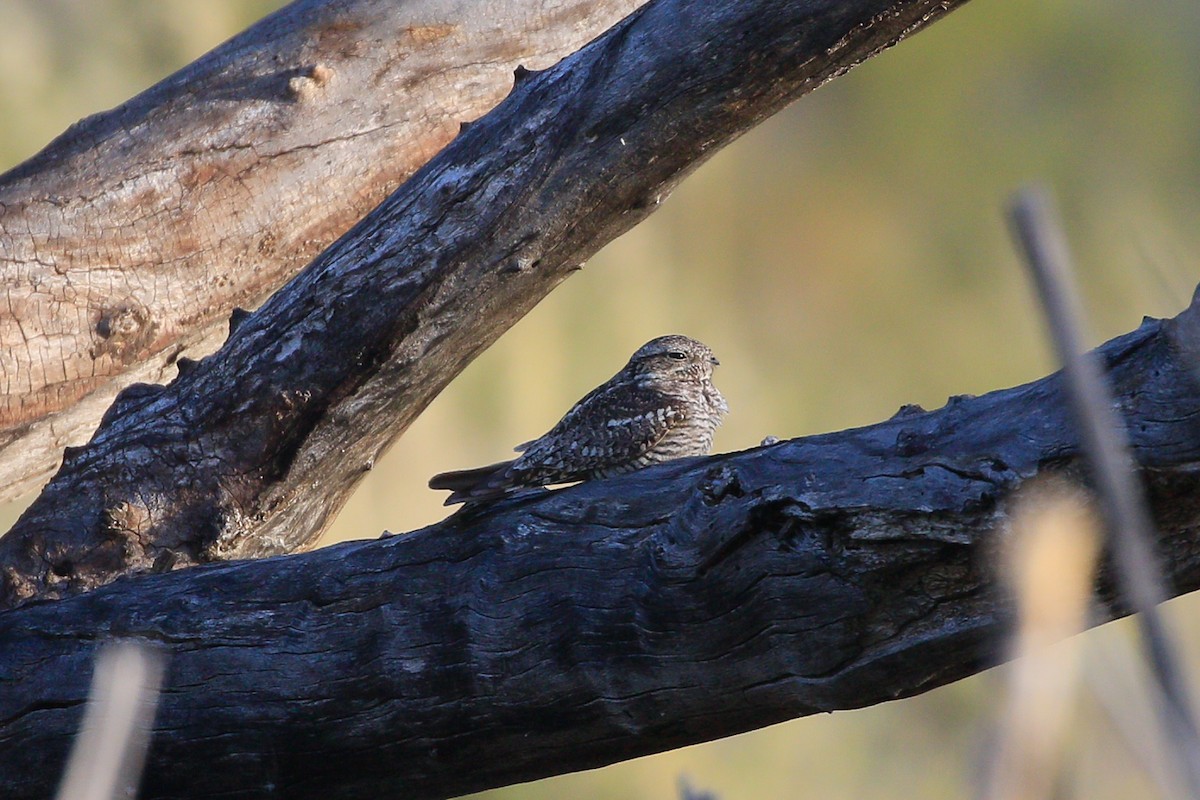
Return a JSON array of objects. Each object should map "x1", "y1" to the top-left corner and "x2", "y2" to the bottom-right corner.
[{"x1": 429, "y1": 334, "x2": 728, "y2": 505}]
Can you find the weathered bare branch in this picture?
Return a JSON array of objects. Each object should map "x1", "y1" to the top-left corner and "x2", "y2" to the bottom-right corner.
[
  {"x1": 0, "y1": 0, "x2": 646, "y2": 501},
  {"x1": 0, "y1": 0, "x2": 971, "y2": 609},
  {"x1": 3, "y1": 299, "x2": 1200, "y2": 800}
]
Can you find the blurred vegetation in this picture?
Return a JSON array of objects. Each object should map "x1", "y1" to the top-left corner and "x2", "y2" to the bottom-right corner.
[{"x1": 2, "y1": 0, "x2": 1200, "y2": 797}]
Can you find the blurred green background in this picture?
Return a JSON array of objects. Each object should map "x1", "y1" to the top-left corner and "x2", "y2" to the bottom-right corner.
[{"x1": 2, "y1": 0, "x2": 1200, "y2": 797}]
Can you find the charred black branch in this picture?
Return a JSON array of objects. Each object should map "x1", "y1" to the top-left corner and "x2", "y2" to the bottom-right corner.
[{"x1": 2, "y1": 303, "x2": 1200, "y2": 800}]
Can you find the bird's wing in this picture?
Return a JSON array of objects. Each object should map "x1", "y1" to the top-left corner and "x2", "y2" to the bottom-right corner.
[{"x1": 513, "y1": 382, "x2": 686, "y2": 482}]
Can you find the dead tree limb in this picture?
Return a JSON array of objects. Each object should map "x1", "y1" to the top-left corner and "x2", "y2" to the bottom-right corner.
[
  {"x1": 0, "y1": 0, "x2": 971, "y2": 609},
  {"x1": 0, "y1": 0, "x2": 646, "y2": 501},
  {"x1": 3, "y1": 300, "x2": 1200, "y2": 800}
]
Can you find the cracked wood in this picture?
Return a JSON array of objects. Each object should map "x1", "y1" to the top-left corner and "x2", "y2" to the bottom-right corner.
[{"x1": 1, "y1": 301, "x2": 1199, "y2": 799}]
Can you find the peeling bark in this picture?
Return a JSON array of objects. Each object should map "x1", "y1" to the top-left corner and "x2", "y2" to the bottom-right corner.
[
  {"x1": 0, "y1": 0, "x2": 971, "y2": 609},
  {"x1": 2, "y1": 304, "x2": 1200, "y2": 800},
  {"x1": 0, "y1": 0, "x2": 647, "y2": 501}
]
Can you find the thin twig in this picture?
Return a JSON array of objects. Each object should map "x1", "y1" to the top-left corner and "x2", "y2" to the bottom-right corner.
[{"x1": 1008, "y1": 185, "x2": 1200, "y2": 796}]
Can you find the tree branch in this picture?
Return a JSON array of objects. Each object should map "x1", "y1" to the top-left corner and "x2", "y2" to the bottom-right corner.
[
  {"x1": 0, "y1": 0, "x2": 646, "y2": 501},
  {"x1": 0, "y1": 0, "x2": 970, "y2": 609},
  {"x1": 3, "y1": 299, "x2": 1200, "y2": 800}
]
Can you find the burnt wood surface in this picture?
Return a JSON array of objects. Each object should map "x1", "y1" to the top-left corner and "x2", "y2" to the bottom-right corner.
[
  {"x1": 2, "y1": 302, "x2": 1200, "y2": 799},
  {"x1": 0, "y1": 0, "x2": 971, "y2": 609}
]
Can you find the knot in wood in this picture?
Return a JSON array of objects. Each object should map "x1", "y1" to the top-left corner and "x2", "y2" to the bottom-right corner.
[
  {"x1": 97, "y1": 305, "x2": 144, "y2": 339},
  {"x1": 895, "y1": 427, "x2": 929, "y2": 457},
  {"x1": 308, "y1": 63, "x2": 333, "y2": 86},
  {"x1": 699, "y1": 463, "x2": 744, "y2": 505},
  {"x1": 92, "y1": 300, "x2": 156, "y2": 364},
  {"x1": 287, "y1": 64, "x2": 333, "y2": 102}
]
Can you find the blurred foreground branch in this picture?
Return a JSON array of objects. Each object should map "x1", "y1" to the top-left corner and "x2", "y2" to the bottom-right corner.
[
  {"x1": 0, "y1": 0, "x2": 969, "y2": 610},
  {"x1": 56, "y1": 642, "x2": 164, "y2": 800},
  {"x1": 1008, "y1": 187, "x2": 1200, "y2": 795},
  {"x1": 5, "y1": 298, "x2": 1200, "y2": 799}
]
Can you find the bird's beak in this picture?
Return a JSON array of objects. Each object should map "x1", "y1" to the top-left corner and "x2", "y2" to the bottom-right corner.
[{"x1": 710, "y1": 356, "x2": 720, "y2": 366}]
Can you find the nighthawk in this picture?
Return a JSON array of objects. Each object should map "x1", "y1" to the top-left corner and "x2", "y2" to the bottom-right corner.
[{"x1": 429, "y1": 334, "x2": 728, "y2": 505}]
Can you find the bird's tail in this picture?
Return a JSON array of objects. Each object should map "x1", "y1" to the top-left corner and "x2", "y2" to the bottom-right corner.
[{"x1": 428, "y1": 460, "x2": 516, "y2": 505}]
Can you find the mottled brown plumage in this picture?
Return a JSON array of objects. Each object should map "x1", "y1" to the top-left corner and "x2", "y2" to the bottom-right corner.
[{"x1": 430, "y1": 335, "x2": 728, "y2": 505}]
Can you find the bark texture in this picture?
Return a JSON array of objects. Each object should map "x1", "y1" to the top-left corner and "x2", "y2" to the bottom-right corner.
[
  {"x1": 0, "y1": 0, "x2": 646, "y2": 502},
  {"x1": 2, "y1": 304, "x2": 1200, "y2": 800},
  {"x1": 0, "y1": 0, "x2": 971, "y2": 609}
]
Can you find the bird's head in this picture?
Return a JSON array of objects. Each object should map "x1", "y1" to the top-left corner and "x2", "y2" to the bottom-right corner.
[{"x1": 626, "y1": 334, "x2": 720, "y2": 385}]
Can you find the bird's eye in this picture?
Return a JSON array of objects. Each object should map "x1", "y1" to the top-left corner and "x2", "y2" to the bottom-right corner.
[{"x1": 667, "y1": 351, "x2": 686, "y2": 360}]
